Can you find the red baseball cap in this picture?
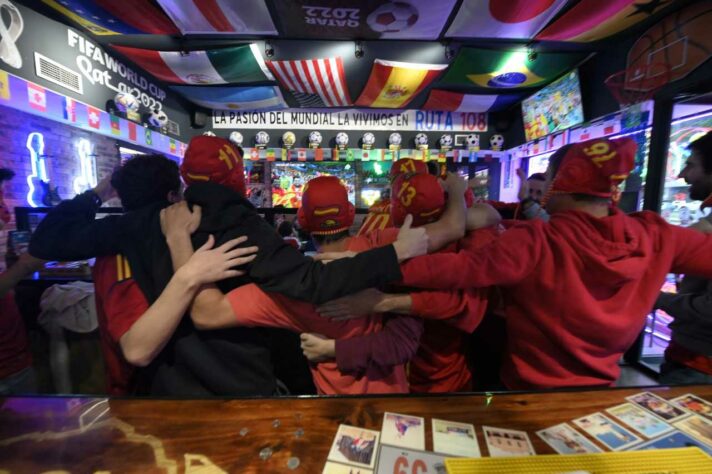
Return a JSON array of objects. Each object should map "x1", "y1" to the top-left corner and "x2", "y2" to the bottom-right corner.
[
  {"x1": 549, "y1": 137, "x2": 636, "y2": 200},
  {"x1": 391, "y1": 173, "x2": 446, "y2": 227},
  {"x1": 389, "y1": 158, "x2": 427, "y2": 182},
  {"x1": 297, "y1": 176, "x2": 355, "y2": 235},
  {"x1": 180, "y1": 135, "x2": 246, "y2": 196}
]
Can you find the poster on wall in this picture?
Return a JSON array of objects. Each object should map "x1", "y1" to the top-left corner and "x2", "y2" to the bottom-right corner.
[{"x1": 213, "y1": 108, "x2": 488, "y2": 133}]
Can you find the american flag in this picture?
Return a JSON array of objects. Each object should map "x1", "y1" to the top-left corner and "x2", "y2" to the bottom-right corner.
[{"x1": 267, "y1": 58, "x2": 352, "y2": 108}]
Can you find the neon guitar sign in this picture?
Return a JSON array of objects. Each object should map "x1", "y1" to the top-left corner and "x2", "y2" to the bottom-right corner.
[
  {"x1": 25, "y1": 132, "x2": 48, "y2": 208},
  {"x1": 73, "y1": 138, "x2": 97, "y2": 194}
]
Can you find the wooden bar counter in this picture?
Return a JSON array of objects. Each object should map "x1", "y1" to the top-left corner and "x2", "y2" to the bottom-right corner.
[{"x1": 1, "y1": 385, "x2": 710, "y2": 473}]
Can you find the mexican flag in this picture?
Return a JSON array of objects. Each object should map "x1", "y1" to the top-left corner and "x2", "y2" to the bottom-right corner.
[
  {"x1": 356, "y1": 59, "x2": 447, "y2": 108},
  {"x1": 440, "y1": 47, "x2": 587, "y2": 89},
  {"x1": 423, "y1": 90, "x2": 521, "y2": 112},
  {"x1": 112, "y1": 44, "x2": 273, "y2": 84}
]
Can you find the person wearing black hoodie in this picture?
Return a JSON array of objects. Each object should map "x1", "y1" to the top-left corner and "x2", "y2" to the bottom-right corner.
[{"x1": 29, "y1": 136, "x2": 427, "y2": 396}]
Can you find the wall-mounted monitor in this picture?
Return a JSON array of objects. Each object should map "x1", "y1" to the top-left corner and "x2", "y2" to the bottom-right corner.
[
  {"x1": 522, "y1": 70, "x2": 584, "y2": 142},
  {"x1": 271, "y1": 162, "x2": 357, "y2": 209}
]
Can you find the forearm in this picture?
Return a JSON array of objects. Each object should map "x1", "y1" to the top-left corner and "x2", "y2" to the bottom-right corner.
[
  {"x1": 657, "y1": 291, "x2": 712, "y2": 324},
  {"x1": 0, "y1": 264, "x2": 31, "y2": 298},
  {"x1": 375, "y1": 293, "x2": 413, "y2": 314},
  {"x1": 166, "y1": 232, "x2": 195, "y2": 271},
  {"x1": 466, "y1": 204, "x2": 502, "y2": 231},
  {"x1": 424, "y1": 191, "x2": 466, "y2": 252},
  {"x1": 120, "y1": 268, "x2": 198, "y2": 366}
]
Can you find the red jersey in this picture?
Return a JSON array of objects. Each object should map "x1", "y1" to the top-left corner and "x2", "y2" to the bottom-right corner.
[
  {"x1": 92, "y1": 255, "x2": 149, "y2": 395},
  {"x1": 0, "y1": 290, "x2": 32, "y2": 379},
  {"x1": 400, "y1": 209, "x2": 712, "y2": 390},
  {"x1": 357, "y1": 198, "x2": 392, "y2": 236}
]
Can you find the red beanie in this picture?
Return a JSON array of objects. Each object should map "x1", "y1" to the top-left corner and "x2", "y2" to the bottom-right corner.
[
  {"x1": 391, "y1": 173, "x2": 446, "y2": 227},
  {"x1": 297, "y1": 176, "x2": 355, "y2": 235},
  {"x1": 549, "y1": 137, "x2": 636, "y2": 200},
  {"x1": 390, "y1": 158, "x2": 427, "y2": 182},
  {"x1": 180, "y1": 135, "x2": 246, "y2": 196}
]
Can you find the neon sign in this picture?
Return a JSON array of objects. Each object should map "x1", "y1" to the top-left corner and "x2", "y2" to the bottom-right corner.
[
  {"x1": 25, "y1": 132, "x2": 47, "y2": 207},
  {"x1": 73, "y1": 138, "x2": 97, "y2": 194}
]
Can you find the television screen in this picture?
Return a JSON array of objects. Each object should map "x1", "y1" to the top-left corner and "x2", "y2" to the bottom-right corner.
[
  {"x1": 271, "y1": 162, "x2": 356, "y2": 208},
  {"x1": 522, "y1": 70, "x2": 584, "y2": 142}
]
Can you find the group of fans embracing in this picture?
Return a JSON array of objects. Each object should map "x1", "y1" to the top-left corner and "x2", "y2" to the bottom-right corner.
[{"x1": 29, "y1": 131, "x2": 712, "y2": 397}]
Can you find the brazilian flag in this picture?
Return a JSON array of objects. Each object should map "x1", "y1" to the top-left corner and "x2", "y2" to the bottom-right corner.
[{"x1": 441, "y1": 48, "x2": 587, "y2": 89}]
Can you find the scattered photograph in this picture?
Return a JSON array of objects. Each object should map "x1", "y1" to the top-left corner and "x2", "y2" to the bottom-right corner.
[
  {"x1": 573, "y1": 413, "x2": 641, "y2": 451},
  {"x1": 536, "y1": 423, "x2": 602, "y2": 454},
  {"x1": 606, "y1": 403, "x2": 673, "y2": 438},
  {"x1": 431, "y1": 419, "x2": 480, "y2": 457},
  {"x1": 482, "y1": 426, "x2": 535, "y2": 457},
  {"x1": 626, "y1": 392, "x2": 688, "y2": 422},
  {"x1": 381, "y1": 412, "x2": 425, "y2": 450},
  {"x1": 327, "y1": 424, "x2": 380, "y2": 469}
]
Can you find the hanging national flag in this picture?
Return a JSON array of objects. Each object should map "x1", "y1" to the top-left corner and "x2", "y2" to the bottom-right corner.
[
  {"x1": 87, "y1": 106, "x2": 101, "y2": 129},
  {"x1": 267, "y1": 57, "x2": 352, "y2": 107},
  {"x1": 297, "y1": 149, "x2": 307, "y2": 161},
  {"x1": 446, "y1": 0, "x2": 567, "y2": 39},
  {"x1": 250, "y1": 149, "x2": 260, "y2": 161},
  {"x1": 332, "y1": 149, "x2": 340, "y2": 161},
  {"x1": 453, "y1": 150, "x2": 462, "y2": 163},
  {"x1": 110, "y1": 115, "x2": 121, "y2": 135},
  {"x1": 438, "y1": 152, "x2": 447, "y2": 163},
  {"x1": 281, "y1": 148, "x2": 287, "y2": 161},
  {"x1": 145, "y1": 128, "x2": 153, "y2": 145},
  {"x1": 169, "y1": 139, "x2": 177, "y2": 154},
  {"x1": 156, "y1": 0, "x2": 276, "y2": 35},
  {"x1": 314, "y1": 149, "x2": 324, "y2": 161},
  {"x1": 0, "y1": 71, "x2": 10, "y2": 101},
  {"x1": 172, "y1": 86, "x2": 287, "y2": 111},
  {"x1": 266, "y1": 149, "x2": 276, "y2": 161},
  {"x1": 112, "y1": 44, "x2": 273, "y2": 85},
  {"x1": 440, "y1": 48, "x2": 586, "y2": 89},
  {"x1": 346, "y1": 149, "x2": 355, "y2": 161},
  {"x1": 128, "y1": 121, "x2": 137, "y2": 141},
  {"x1": 423, "y1": 90, "x2": 522, "y2": 112},
  {"x1": 63, "y1": 97, "x2": 77, "y2": 122},
  {"x1": 42, "y1": 0, "x2": 178, "y2": 35},
  {"x1": 27, "y1": 83, "x2": 46, "y2": 112},
  {"x1": 271, "y1": 0, "x2": 458, "y2": 40},
  {"x1": 356, "y1": 59, "x2": 447, "y2": 108},
  {"x1": 536, "y1": 0, "x2": 670, "y2": 43}
]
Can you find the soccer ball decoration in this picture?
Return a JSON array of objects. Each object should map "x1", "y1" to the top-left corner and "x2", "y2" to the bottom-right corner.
[
  {"x1": 282, "y1": 131, "x2": 296, "y2": 149},
  {"x1": 202, "y1": 131, "x2": 216, "y2": 137},
  {"x1": 255, "y1": 131, "x2": 270, "y2": 148},
  {"x1": 414, "y1": 133, "x2": 428, "y2": 150},
  {"x1": 440, "y1": 134, "x2": 453, "y2": 150},
  {"x1": 466, "y1": 134, "x2": 480, "y2": 152},
  {"x1": 114, "y1": 92, "x2": 139, "y2": 113},
  {"x1": 362, "y1": 132, "x2": 376, "y2": 149},
  {"x1": 308, "y1": 131, "x2": 323, "y2": 149},
  {"x1": 389, "y1": 132, "x2": 402, "y2": 150},
  {"x1": 229, "y1": 131, "x2": 243, "y2": 146},
  {"x1": 489, "y1": 134, "x2": 505, "y2": 151},
  {"x1": 335, "y1": 132, "x2": 349, "y2": 150},
  {"x1": 148, "y1": 109, "x2": 168, "y2": 128},
  {"x1": 367, "y1": 1, "x2": 419, "y2": 34}
]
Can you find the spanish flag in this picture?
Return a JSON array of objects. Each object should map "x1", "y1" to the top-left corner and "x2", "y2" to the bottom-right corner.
[
  {"x1": 536, "y1": 0, "x2": 670, "y2": 43},
  {"x1": 356, "y1": 59, "x2": 447, "y2": 109}
]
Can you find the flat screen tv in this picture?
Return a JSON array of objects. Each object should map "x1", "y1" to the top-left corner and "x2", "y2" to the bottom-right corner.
[
  {"x1": 522, "y1": 70, "x2": 584, "y2": 142},
  {"x1": 271, "y1": 162, "x2": 356, "y2": 208}
]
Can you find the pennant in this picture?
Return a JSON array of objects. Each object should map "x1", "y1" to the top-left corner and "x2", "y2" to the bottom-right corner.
[
  {"x1": 62, "y1": 97, "x2": 77, "y2": 122},
  {"x1": 267, "y1": 57, "x2": 352, "y2": 107},
  {"x1": 87, "y1": 106, "x2": 101, "y2": 128},
  {"x1": 423, "y1": 90, "x2": 521, "y2": 112},
  {"x1": 27, "y1": 83, "x2": 46, "y2": 112},
  {"x1": 266, "y1": 149, "x2": 276, "y2": 161},
  {"x1": 250, "y1": 148, "x2": 260, "y2": 161},
  {"x1": 145, "y1": 128, "x2": 153, "y2": 145},
  {"x1": 41, "y1": 0, "x2": 178, "y2": 35},
  {"x1": 156, "y1": 0, "x2": 276, "y2": 35},
  {"x1": 332, "y1": 149, "x2": 340, "y2": 161},
  {"x1": 536, "y1": 0, "x2": 670, "y2": 43},
  {"x1": 453, "y1": 150, "x2": 462, "y2": 163},
  {"x1": 172, "y1": 86, "x2": 287, "y2": 111},
  {"x1": 112, "y1": 44, "x2": 273, "y2": 85},
  {"x1": 355, "y1": 59, "x2": 447, "y2": 108},
  {"x1": 346, "y1": 149, "x2": 355, "y2": 161},
  {"x1": 128, "y1": 121, "x2": 137, "y2": 141},
  {"x1": 110, "y1": 115, "x2": 120, "y2": 135},
  {"x1": 441, "y1": 47, "x2": 586, "y2": 89},
  {"x1": 314, "y1": 149, "x2": 324, "y2": 161},
  {"x1": 0, "y1": 71, "x2": 9, "y2": 100},
  {"x1": 438, "y1": 152, "x2": 447, "y2": 163},
  {"x1": 297, "y1": 149, "x2": 307, "y2": 161},
  {"x1": 446, "y1": 0, "x2": 567, "y2": 39},
  {"x1": 271, "y1": 0, "x2": 458, "y2": 40},
  {"x1": 281, "y1": 148, "x2": 288, "y2": 161},
  {"x1": 169, "y1": 139, "x2": 177, "y2": 154}
]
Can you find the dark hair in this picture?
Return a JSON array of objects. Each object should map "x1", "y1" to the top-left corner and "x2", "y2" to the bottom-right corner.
[
  {"x1": 426, "y1": 161, "x2": 440, "y2": 176},
  {"x1": 547, "y1": 144, "x2": 573, "y2": 179},
  {"x1": 0, "y1": 168, "x2": 15, "y2": 182},
  {"x1": 571, "y1": 194, "x2": 611, "y2": 204},
  {"x1": 277, "y1": 220, "x2": 293, "y2": 237},
  {"x1": 311, "y1": 230, "x2": 350, "y2": 247},
  {"x1": 111, "y1": 154, "x2": 180, "y2": 211},
  {"x1": 528, "y1": 173, "x2": 546, "y2": 182},
  {"x1": 689, "y1": 132, "x2": 712, "y2": 174}
]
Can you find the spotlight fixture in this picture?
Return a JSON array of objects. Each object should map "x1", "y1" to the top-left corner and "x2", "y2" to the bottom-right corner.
[
  {"x1": 526, "y1": 45, "x2": 538, "y2": 62},
  {"x1": 264, "y1": 40, "x2": 274, "y2": 58},
  {"x1": 355, "y1": 41, "x2": 364, "y2": 59}
]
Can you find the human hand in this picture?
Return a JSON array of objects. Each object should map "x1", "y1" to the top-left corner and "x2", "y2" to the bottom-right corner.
[
  {"x1": 393, "y1": 215, "x2": 428, "y2": 262},
  {"x1": 17, "y1": 252, "x2": 46, "y2": 274},
  {"x1": 93, "y1": 174, "x2": 117, "y2": 203},
  {"x1": 160, "y1": 202, "x2": 201, "y2": 239},
  {"x1": 178, "y1": 235, "x2": 257, "y2": 286},
  {"x1": 516, "y1": 168, "x2": 529, "y2": 202},
  {"x1": 442, "y1": 172, "x2": 467, "y2": 197},
  {"x1": 300, "y1": 333, "x2": 336, "y2": 362},
  {"x1": 316, "y1": 288, "x2": 385, "y2": 319}
]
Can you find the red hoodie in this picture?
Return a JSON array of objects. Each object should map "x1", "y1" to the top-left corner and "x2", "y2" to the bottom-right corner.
[{"x1": 400, "y1": 209, "x2": 712, "y2": 390}]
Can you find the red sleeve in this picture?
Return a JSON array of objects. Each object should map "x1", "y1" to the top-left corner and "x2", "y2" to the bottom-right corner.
[
  {"x1": 399, "y1": 223, "x2": 543, "y2": 290},
  {"x1": 670, "y1": 224, "x2": 712, "y2": 278},
  {"x1": 334, "y1": 316, "x2": 423, "y2": 374},
  {"x1": 104, "y1": 279, "x2": 150, "y2": 343},
  {"x1": 410, "y1": 291, "x2": 467, "y2": 320},
  {"x1": 226, "y1": 283, "x2": 307, "y2": 332}
]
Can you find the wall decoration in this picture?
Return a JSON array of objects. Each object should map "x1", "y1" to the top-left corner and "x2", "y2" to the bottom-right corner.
[
  {"x1": 156, "y1": 0, "x2": 276, "y2": 35},
  {"x1": 267, "y1": 57, "x2": 351, "y2": 107},
  {"x1": 356, "y1": 59, "x2": 447, "y2": 109},
  {"x1": 173, "y1": 85, "x2": 287, "y2": 111},
  {"x1": 0, "y1": 0, "x2": 24, "y2": 69},
  {"x1": 423, "y1": 90, "x2": 521, "y2": 113},
  {"x1": 72, "y1": 138, "x2": 97, "y2": 194}
]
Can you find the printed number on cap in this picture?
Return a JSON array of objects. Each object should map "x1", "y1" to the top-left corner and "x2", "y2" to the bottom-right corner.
[
  {"x1": 583, "y1": 142, "x2": 617, "y2": 168},
  {"x1": 398, "y1": 181, "x2": 417, "y2": 207},
  {"x1": 219, "y1": 145, "x2": 240, "y2": 170},
  {"x1": 400, "y1": 160, "x2": 416, "y2": 174}
]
